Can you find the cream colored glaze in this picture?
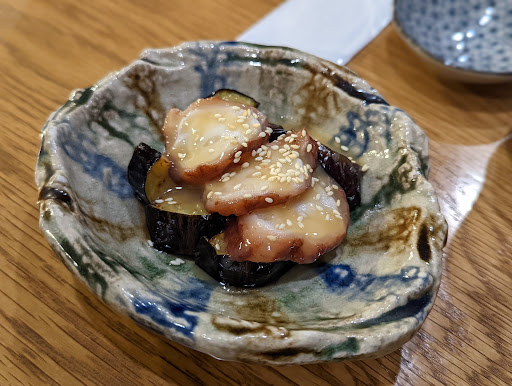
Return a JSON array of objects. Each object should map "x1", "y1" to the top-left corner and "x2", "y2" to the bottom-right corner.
[
  {"x1": 226, "y1": 167, "x2": 350, "y2": 263},
  {"x1": 203, "y1": 130, "x2": 318, "y2": 216}
]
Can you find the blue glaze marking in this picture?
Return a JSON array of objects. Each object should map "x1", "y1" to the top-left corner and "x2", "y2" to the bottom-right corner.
[
  {"x1": 58, "y1": 120, "x2": 133, "y2": 198},
  {"x1": 318, "y1": 264, "x2": 430, "y2": 299},
  {"x1": 132, "y1": 279, "x2": 211, "y2": 338}
]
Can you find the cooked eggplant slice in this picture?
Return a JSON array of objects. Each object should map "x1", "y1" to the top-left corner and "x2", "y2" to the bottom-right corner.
[
  {"x1": 224, "y1": 167, "x2": 350, "y2": 264},
  {"x1": 127, "y1": 142, "x2": 227, "y2": 256},
  {"x1": 203, "y1": 129, "x2": 319, "y2": 216},
  {"x1": 127, "y1": 143, "x2": 161, "y2": 205},
  {"x1": 268, "y1": 122, "x2": 287, "y2": 142},
  {"x1": 317, "y1": 143, "x2": 362, "y2": 210},
  {"x1": 210, "y1": 89, "x2": 260, "y2": 108},
  {"x1": 195, "y1": 235, "x2": 295, "y2": 287},
  {"x1": 162, "y1": 97, "x2": 270, "y2": 185}
]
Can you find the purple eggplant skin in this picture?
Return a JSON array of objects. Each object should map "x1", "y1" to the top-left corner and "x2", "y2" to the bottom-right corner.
[
  {"x1": 210, "y1": 89, "x2": 260, "y2": 108},
  {"x1": 317, "y1": 144, "x2": 362, "y2": 210},
  {"x1": 268, "y1": 123, "x2": 287, "y2": 142},
  {"x1": 146, "y1": 208, "x2": 226, "y2": 256},
  {"x1": 127, "y1": 142, "x2": 227, "y2": 256},
  {"x1": 127, "y1": 143, "x2": 161, "y2": 206},
  {"x1": 195, "y1": 237, "x2": 296, "y2": 287}
]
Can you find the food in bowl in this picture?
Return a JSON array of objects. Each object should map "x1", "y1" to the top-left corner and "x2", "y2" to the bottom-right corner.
[{"x1": 128, "y1": 89, "x2": 362, "y2": 287}]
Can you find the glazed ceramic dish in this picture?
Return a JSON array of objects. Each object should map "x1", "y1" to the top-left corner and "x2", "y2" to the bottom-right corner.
[
  {"x1": 36, "y1": 42, "x2": 447, "y2": 364},
  {"x1": 394, "y1": 0, "x2": 512, "y2": 83}
]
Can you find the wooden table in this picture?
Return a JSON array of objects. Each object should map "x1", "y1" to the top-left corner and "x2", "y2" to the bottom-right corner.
[{"x1": 1, "y1": 1, "x2": 511, "y2": 384}]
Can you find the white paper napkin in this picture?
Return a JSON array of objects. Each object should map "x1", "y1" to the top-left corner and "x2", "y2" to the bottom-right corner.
[{"x1": 238, "y1": 0, "x2": 393, "y2": 65}]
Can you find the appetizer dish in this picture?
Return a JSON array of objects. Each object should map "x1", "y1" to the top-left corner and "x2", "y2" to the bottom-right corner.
[
  {"x1": 36, "y1": 42, "x2": 447, "y2": 364},
  {"x1": 127, "y1": 89, "x2": 362, "y2": 287}
]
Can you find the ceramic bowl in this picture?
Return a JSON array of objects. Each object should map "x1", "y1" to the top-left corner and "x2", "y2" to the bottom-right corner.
[
  {"x1": 36, "y1": 42, "x2": 447, "y2": 364},
  {"x1": 394, "y1": 0, "x2": 512, "y2": 83}
]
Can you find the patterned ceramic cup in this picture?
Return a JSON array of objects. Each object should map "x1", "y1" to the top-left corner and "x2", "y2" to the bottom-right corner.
[{"x1": 394, "y1": 0, "x2": 512, "y2": 83}]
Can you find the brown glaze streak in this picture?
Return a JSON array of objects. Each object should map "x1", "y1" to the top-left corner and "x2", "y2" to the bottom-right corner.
[
  {"x1": 38, "y1": 187, "x2": 73, "y2": 209},
  {"x1": 349, "y1": 207, "x2": 422, "y2": 254},
  {"x1": 211, "y1": 316, "x2": 289, "y2": 339},
  {"x1": 73, "y1": 199, "x2": 139, "y2": 243},
  {"x1": 123, "y1": 65, "x2": 167, "y2": 133},
  {"x1": 417, "y1": 223, "x2": 432, "y2": 262}
]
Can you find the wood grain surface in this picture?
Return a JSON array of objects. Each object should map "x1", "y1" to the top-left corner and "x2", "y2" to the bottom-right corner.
[{"x1": 1, "y1": 0, "x2": 511, "y2": 384}]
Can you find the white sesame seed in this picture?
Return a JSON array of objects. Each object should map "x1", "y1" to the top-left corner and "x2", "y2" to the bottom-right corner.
[
  {"x1": 235, "y1": 150, "x2": 243, "y2": 158},
  {"x1": 154, "y1": 199, "x2": 164, "y2": 203},
  {"x1": 215, "y1": 243, "x2": 220, "y2": 250},
  {"x1": 178, "y1": 153, "x2": 186, "y2": 159},
  {"x1": 261, "y1": 185, "x2": 268, "y2": 191},
  {"x1": 265, "y1": 128, "x2": 273, "y2": 134},
  {"x1": 231, "y1": 106, "x2": 240, "y2": 110},
  {"x1": 332, "y1": 185, "x2": 339, "y2": 190},
  {"x1": 218, "y1": 117, "x2": 226, "y2": 122},
  {"x1": 147, "y1": 240, "x2": 154, "y2": 247},
  {"x1": 316, "y1": 205, "x2": 323, "y2": 211},
  {"x1": 337, "y1": 199, "x2": 341, "y2": 207},
  {"x1": 267, "y1": 235, "x2": 277, "y2": 241},
  {"x1": 242, "y1": 142, "x2": 248, "y2": 147},
  {"x1": 278, "y1": 224, "x2": 286, "y2": 230},
  {"x1": 207, "y1": 191, "x2": 214, "y2": 199},
  {"x1": 255, "y1": 156, "x2": 263, "y2": 161},
  {"x1": 209, "y1": 148, "x2": 215, "y2": 153},
  {"x1": 214, "y1": 192, "x2": 222, "y2": 196},
  {"x1": 253, "y1": 123, "x2": 261, "y2": 128},
  {"x1": 255, "y1": 165, "x2": 262, "y2": 170},
  {"x1": 271, "y1": 145, "x2": 279, "y2": 150},
  {"x1": 341, "y1": 145, "x2": 349, "y2": 151},
  {"x1": 233, "y1": 183, "x2": 242, "y2": 190},
  {"x1": 334, "y1": 137, "x2": 341, "y2": 143},
  {"x1": 306, "y1": 144, "x2": 312, "y2": 153},
  {"x1": 362, "y1": 164, "x2": 369, "y2": 172},
  {"x1": 298, "y1": 222, "x2": 304, "y2": 228},
  {"x1": 252, "y1": 172, "x2": 262, "y2": 177},
  {"x1": 237, "y1": 119, "x2": 244, "y2": 123},
  {"x1": 327, "y1": 191, "x2": 334, "y2": 196},
  {"x1": 325, "y1": 214, "x2": 331, "y2": 221},
  {"x1": 242, "y1": 123, "x2": 250, "y2": 129},
  {"x1": 241, "y1": 162, "x2": 250, "y2": 168},
  {"x1": 214, "y1": 113, "x2": 222, "y2": 118},
  {"x1": 233, "y1": 158, "x2": 240, "y2": 163},
  {"x1": 333, "y1": 209, "x2": 341, "y2": 216},
  {"x1": 286, "y1": 219, "x2": 292, "y2": 226},
  {"x1": 230, "y1": 139, "x2": 239, "y2": 145},
  {"x1": 265, "y1": 197, "x2": 274, "y2": 203},
  {"x1": 297, "y1": 215, "x2": 304, "y2": 222},
  {"x1": 302, "y1": 129, "x2": 306, "y2": 136},
  {"x1": 258, "y1": 131, "x2": 266, "y2": 138},
  {"x1": 244, "y1": 193, "x2": 252, "y2": 198}
]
